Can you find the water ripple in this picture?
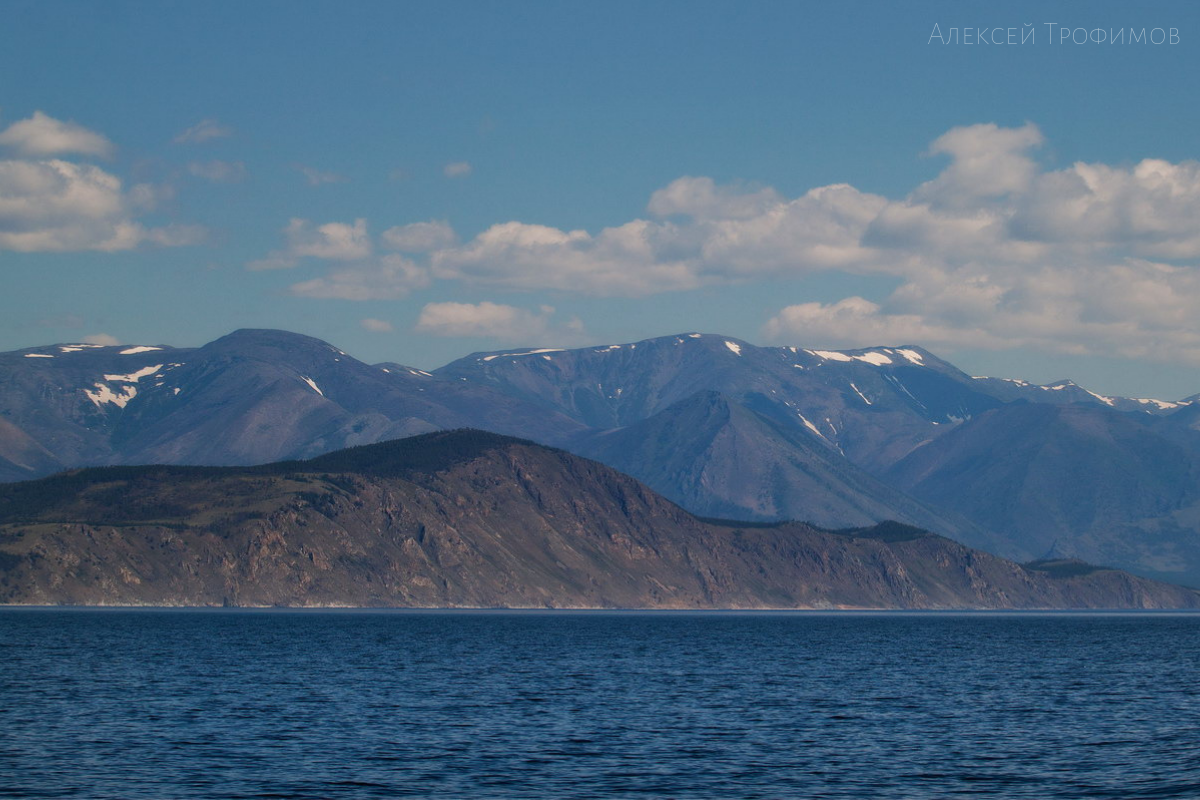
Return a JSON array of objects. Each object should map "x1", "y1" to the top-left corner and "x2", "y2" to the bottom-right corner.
[{"x1": 1, "y1": 610, "x2": 1199, "y2": 799}]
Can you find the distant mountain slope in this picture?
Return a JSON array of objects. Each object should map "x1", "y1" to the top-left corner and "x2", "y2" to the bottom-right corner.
[
  {"x1": 1, "y1": 431, "x2": 1195, "y2": 609},
  {"x1": 4, "y1": 329, "x2": 1200, "y2": 591},
  {"x1": 885, "y1": 403, "x2": 1200, "y2": 586},
  {"x1": 570, "y1": 390, "x2": 994, "y2": 543},
  {"x1": 0, "y1": 341, "x2": 193, "y2": 479},
  {"x1": 0, "y1": 330, "x2": 585, "y2": 479},
  {"x1": 970, "y1": 376, "x2": 1189, "y2": 414},
  {"x1": 111, "y1": 329, "x2": 587, "y2": 465},
  {"x1": 437, "y1": 334, "x2": 1008, "y2": 474}
]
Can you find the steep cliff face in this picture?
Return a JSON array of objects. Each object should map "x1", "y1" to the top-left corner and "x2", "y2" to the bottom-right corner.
[{"x1": 2, "y1": 431, "x2": 1197, "y2": 609}]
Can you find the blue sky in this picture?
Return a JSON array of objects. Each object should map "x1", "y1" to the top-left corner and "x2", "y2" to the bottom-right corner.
[{"x1": 3, "y1": 0, "x2": 1200, "y2": 398}]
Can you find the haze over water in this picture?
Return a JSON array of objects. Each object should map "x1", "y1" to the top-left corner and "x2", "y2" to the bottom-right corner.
[{"x1": 3, "y1": 610, "x2": 1199, "y2": 799}]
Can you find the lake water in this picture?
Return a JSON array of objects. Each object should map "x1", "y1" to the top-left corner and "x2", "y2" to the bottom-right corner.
[{"x1": 2, "y1": 610, "x2": 1199, "y2": 799}]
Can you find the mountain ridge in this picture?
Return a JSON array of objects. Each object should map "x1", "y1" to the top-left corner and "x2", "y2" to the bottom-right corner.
[
  {"x1": 3, "y1": 430, "x2": 1196, "y2": 609},
  {"x1": 4, "y1": 328, "x2": 1200, "y2": 588}
]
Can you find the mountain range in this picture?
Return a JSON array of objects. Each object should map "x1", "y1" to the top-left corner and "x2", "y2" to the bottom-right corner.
[
  {"x1": 3, "y1": 328, "x2": 1200, "y2": 587},
  {"x1": 3, "y1": 430, "x2": 1196, "y2": 609}
]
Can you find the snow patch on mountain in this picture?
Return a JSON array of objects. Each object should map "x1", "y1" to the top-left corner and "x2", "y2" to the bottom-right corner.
[
  {"x1": 797, "y1": 413, "x2": 826, "y2": 440},
  {"x1": 806, "y1": 348, "x2": 897, "y2": 366},
  {"x1": 119, "y1": 346, "x2": 162, "y2": 355},
  {"x1": 853, "y1": 351, "x2": 892, "y2": 366},
  {"x1": 850, "y1": 383, "x2": 872, "y2": 405},
  {"x1": 806, "y1": 349, "x2": 854, "y2": 362},
  {"x1": 724, "y1": 341, "x2": 742, "y2": 356},
  {"x1": 481, "y1": 348, "x2": 565, "y2": 362},
  {"x1": 1134, "y1": 398, "x2": 1182, "y2": 410},
  {"x1": 103, "y1": 365, "x2": 163, "y2": 384},
  {"x1": 301, "y1": 377, "x2": 324, "y2": 396},
  {"x1": 84, "y1": 383, "x2": 137, "y2": 408}
]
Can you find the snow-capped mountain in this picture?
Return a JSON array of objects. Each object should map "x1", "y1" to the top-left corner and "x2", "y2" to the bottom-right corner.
[{"x1": 3, "y1": 328, "x2": 1200, "y2": 587}]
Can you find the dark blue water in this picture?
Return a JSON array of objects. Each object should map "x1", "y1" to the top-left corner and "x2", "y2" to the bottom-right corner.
[{"x1": 2, "y1": 611, "x2": 1199, "y2": 799}]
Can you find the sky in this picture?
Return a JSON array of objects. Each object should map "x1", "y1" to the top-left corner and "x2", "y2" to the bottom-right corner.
[{"x1": 3, "y1": 0, "x2": 1200, "y2": 398}]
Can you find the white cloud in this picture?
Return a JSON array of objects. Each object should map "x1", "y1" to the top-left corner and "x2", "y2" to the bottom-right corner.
[
  {"x1": 188, "y1": 160, "x2": 246, "y2": 183},
  {"x1": 360, "y1": 317, "x2": 394, "y2": 333},
  {"x1": 648, "y1": 176, "x2": 783, "y2": 220},
  {"x1": 443, "y1": 161, "x2": 472, "y2": 178},
  {"x1": 289, "y1": 254, "x2": 429, "y2": 300},
  {"x1": 1008, "y1": 158, "x2": 1200, "y2": 259},
  {"x1": 0, "y1": 112, "x2": 115, "y2": 159},
  {"x1": 431, "y1": 220, "x2": 702, "y2": 295},
  {"x1": 382, "y1": 220, "x2": 456, "y2": 252},
  {"x1": 127, "y1": 182, "x2": 175, "y2": 212},
  {"x1": 255, "y1": 122, "x2": 1200, "y2": 365},
  {"x1": 406, "y1": 122, "x2": 1200, "y2": 365},
  {"x1": 82, "y1": 333, "x2": 120, "y2": 346},
  {"x1": 763, "y1": 257, "x2": 1200, "y2": 364},
  {"x1": 296, "y1": 165, "x2": 348, "y2": 186},
  {"x1": 753, "y1": 125, "x2": 1200, "y2": 363},
  {"x1": 427, "y1": 181, "x2": 890, "y2": 296},
  {"x1": 173, "y1": 119, "x2": 232, "y2": 145},
  {"x1": 914, "y1": 122, "x2": 1044, "y2": 207},
  {"x1": 248, "y1": 218, "x2": 371, "y2": 270},
  {"x1": 288, "y1": 218, "x2": 369, "y2": 259},
  {"x1": 763, "y1": 297, "x2": 1005, "y2": 351},
  {"x1": 415, "y1": 301, "x2": 570, "y2": 341},
  {"x1": 0, "y1": 159, "x2": 204, "y2": 252}
]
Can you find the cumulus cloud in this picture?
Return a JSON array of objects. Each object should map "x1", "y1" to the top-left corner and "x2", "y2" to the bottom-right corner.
[
  {"x1": 360, "y1": 317, "x2": 394, "y2": 332},
  {"x1": 254, "y1": 122, "x2": 1200, "y2": 365},
  {"x1": 82, "y1": 333, "x2": 120, "y2": 346},
  {"x1": 0, "y1": 112, "x2": 205, "y2": 253},
  {"x1": 755, "y1": 124, "x2": 1200, "y2": 363},
  {"x1": 414, "y1": 301, "x2": 583, "y2": 342},
  {"x1": 289, "y1": 254, "x2": 429, "y2": 300},
  {"x1": 763, "y1": 258, "x2": 1200, "y2": 364},
  {"x1": 443, "y1": 161, "x2": 472, "y2": 178},
  {"x1": 248, "y1": 218, "x2": 371, "y2": 270},
  {"x1": 431, "y1": 220, "x2": 702, "y2": 295},
  {"x1": 188, "y1": 160, "x2": 246, "y2": 183},
  {"x1": 648, "y1": 176, "x2": 783, "y2": 220},
  {"x1": 173, "y1": 119, "x2": 232, "y2": 145},
  {"x1": 382, "y1": 220, "x2": 455, "y2": 252},
  {"x1": 287, "y1": 218, "x2": 369, "y2": 259},
  {"x1": 0, "y1": 111, "x2": 115, "y2": 159},
  {"x1": 914, "y1": 122, "x2": 1044, "y2": 206},
  {"x1": 763, "y1": 297, "x2": 1005, "y2": 352},
  {"x1": 389, "y1": 122, "x2": 1200, "y2": 365},
  {"x1": 425, "y1": 181, "x2": 890, "y2": 296},
  {"x1": 296, "y1": 165, "x2": 348, "y2": 186},
  {"x1": 0, "y1": 159, "x2": 204, "y2": 252}
]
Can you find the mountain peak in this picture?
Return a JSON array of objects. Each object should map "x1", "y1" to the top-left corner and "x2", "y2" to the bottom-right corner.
[
  {"x1": 201, "y1": 329, "x2": 352, "y2": 363},
  {"x1": 295, "y1": 428, "x2": 542, "y2": 478}
]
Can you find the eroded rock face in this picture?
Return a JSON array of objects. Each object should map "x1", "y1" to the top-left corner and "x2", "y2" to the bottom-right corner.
[{"x1": 2, "y1": 431, "x2": 1197, "y2": 609}]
